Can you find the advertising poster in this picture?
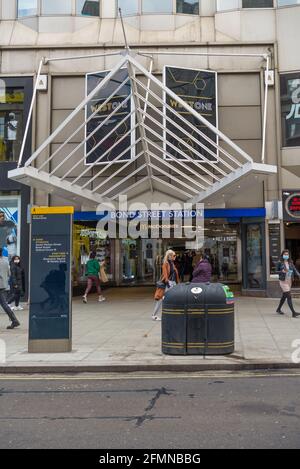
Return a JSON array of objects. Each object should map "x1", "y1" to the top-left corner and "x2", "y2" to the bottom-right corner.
[
  {"x1": 85, "y1": 68, "x2": 134, "y2": 165},
  {"x1": 164, "y1": 66, "x2": 218, "y2": 161}
]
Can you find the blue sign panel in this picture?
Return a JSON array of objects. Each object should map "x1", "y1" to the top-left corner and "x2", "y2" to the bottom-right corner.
[{"x1": 29, "y1": 209, "x2": 73, "y2": 347}]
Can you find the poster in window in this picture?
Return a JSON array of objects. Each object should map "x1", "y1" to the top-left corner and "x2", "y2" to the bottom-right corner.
[
  {"x1": 164, "y1": 66, "x2": 218, "y2": 162},
  {"x1": 85, "y1": 68, "x2": 135, "y2": 165},
  {"x1": 280, "y1": 73, "x2": 300, "y2": 148}
]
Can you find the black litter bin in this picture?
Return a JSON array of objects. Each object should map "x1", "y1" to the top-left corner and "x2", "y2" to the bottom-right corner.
[{"x1": 162, "y1": 283, "x2": 234, "y2": 356}]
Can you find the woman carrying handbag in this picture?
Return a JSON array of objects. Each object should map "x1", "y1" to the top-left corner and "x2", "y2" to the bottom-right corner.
[
  {"x1": 276, "y1": 249, "x2": 300, "y2": 318},
  {"x1": 152, "y1": 249, "x2": 179, "y2": 321}
]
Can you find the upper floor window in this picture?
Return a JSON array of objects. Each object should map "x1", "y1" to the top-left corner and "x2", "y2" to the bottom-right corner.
[
  {"x1": 118, "y1": 0, "x2": 200, "y2": 15},
  {"x1": 18, "y1": 0, "x2": 38, "y2": 17},
  {"x1": 76, "y1": 0, "x2": 100, "y2": 16},
  {"x1": 177, "y1": 0, "x2": 199, "y2": 14},
  {"x1": 41, "y1": 0, "x2": 72, "y2": 15},
  {"x1": 217, "y1": 0, "x2": 274, "y2": 10},
  {"x1": 242, "y1": 0, "x2": 274, "y2": 7},
  {"x1": 17, "y1": 0, "x2": 100, "y2": 17}
]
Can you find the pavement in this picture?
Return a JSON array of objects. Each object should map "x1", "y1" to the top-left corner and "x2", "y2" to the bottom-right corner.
[{"x1": 1, "y1": 287, "x2": 300, "y2": 373}]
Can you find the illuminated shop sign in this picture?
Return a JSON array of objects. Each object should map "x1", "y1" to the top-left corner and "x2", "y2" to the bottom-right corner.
[
  {"x1": 164, "y1": 66, "x2": 218, "y2": 161},
  {"x1": 283, "y1": 191, "x2": 300, "y2": 221}
]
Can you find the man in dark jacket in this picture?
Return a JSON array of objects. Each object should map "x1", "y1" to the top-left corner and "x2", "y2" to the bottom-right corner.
[
  {"x1": 0, "y1": 248, "x2": 20, "y2": 329},
  {"x1": 192, "y1": 252, "x2": 212, "y2": 283}
]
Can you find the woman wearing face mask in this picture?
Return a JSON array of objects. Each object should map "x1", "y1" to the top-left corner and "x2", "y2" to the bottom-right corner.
[
  {"x1": 276, "y1": 250, "x2": 300, "y2": 318},
  {"x1": 7, "y1": 255, "x2": 24, "y2": 311}
]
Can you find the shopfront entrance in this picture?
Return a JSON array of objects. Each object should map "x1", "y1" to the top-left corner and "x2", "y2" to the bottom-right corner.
[{"x1": 72, "y1": 216, "x2": 244, "y2": 290}]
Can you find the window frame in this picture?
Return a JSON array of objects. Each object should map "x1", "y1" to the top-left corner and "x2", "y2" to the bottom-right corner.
[{"x1": 17, "y1": 0, "x2": 101, "y2": 18}]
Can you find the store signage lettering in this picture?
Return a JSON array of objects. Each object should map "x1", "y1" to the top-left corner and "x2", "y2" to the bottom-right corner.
[
  {"x1": 85, "y1": 68, "x2": 134, "y2": 165},
  {"x1": 280, "y1": 74, "x2": 300, "y2": 147},
  {"x1": 164, "y1": 66, "x2": 218, "y2": 162}
]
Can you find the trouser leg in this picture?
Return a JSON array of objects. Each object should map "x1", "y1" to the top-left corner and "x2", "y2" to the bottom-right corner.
[
  {"x1": 0, "y1": 290, "x2": 19, "y2": 323},
  {"x1": 277, "y1": 293, "x2": 287, "y2": 311},
  {"x1": 286, "y1": 292, "x2": 298, "y2": 315},
  {"x1": 14, "y1": 290, "x2": 21, "y2": 307}
]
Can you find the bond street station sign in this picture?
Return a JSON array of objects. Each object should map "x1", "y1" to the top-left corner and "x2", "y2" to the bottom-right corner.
[
  {"x1": 283, "y1": 190, "x2": 300, "y2": 222},
  {"x1": 164, "y1": 66, "x2": 218, "y2": 162}
]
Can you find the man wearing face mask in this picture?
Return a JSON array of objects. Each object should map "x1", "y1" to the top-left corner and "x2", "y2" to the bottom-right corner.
[
  {"x1": 276, "y1": 250, "x2": 300, "y2": 318},
  {"x1": 7, "y1": 255, "x2": 24, "y2": 311}
]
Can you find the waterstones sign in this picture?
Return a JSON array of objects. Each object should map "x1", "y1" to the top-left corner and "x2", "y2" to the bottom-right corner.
[
  {"x1": 163, "y1": 66, "x2": 218, "y2": 162},
  {"x1": 85, "y1": 68, "x2": 134, "y2": 165}
]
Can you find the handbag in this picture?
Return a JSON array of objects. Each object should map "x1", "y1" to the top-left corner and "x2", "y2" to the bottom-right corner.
[
  {"x1": 156, "y1": 280, "x2": 167, "y2": 290},
  {"x1": 99, "y1": 264, "x2": 108, "y2": 283}
]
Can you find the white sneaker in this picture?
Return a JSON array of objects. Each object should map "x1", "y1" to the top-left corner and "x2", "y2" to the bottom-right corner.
[
  {"x1": 10, "y1": 306, "x2": 16, "y2": 310},
  {"x1": 82, "y1": 295, "x2": 87, "y2": 304},
  {"x1": 98, "y1": 296, "x2": 106, "y2": 302},
  {"x1": 152, "y1": 315, "x2": 161, "y2": 321},
  {"x1": 16, "y1": 306, "x2": 24, "y2": 311}
]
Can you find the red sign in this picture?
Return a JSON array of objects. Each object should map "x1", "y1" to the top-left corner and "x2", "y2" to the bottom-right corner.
[{"x1": 283, "y1": 192, "x2": 300, "y2": 220}]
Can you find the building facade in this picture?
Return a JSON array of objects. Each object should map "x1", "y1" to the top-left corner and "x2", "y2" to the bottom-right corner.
[{"x1": 1, "y1": 0, "x2": 300, "y2": 296}]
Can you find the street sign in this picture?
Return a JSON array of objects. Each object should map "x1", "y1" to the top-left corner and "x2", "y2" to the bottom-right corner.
[{"x1": 29, "y1": 207, "x2": 74, "y2": 353}]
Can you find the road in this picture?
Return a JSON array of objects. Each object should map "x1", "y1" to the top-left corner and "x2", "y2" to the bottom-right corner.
[{"x1": 0, "y1": 371, "x2": 300, "y2": 449}]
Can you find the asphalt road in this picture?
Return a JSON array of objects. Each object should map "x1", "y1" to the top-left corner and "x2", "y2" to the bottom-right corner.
[{"x1": 0, "y1": 371, "x2": 300, "y2": 449}]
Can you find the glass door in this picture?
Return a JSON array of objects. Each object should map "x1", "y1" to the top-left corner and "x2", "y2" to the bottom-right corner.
[{"x1": 243, "y1": 222, "x2": 266, "y2": 290}]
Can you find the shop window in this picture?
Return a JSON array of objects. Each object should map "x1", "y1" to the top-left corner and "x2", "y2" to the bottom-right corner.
[
  {"x1": 76, "y1": 0, "x2": 99, "y2": 16},
  {"x1": 0, "y1": 195, "x2": 21, "y2": 261},
  {"x1": 17, "y1": 0, "x2": 38, "y2": 17},
  {"x1": 280, "y1": 73, "x2": 300, "y2": 148},
  {"x1": 0, "y1": 83, "x2": 24, "y2": 163},
  {"x1": 176, "y1": 0, "x2": 199, "y2": 14},
  {"x1": 73, "y1": 223, "x2": 113, "y2": 285},
  {"x1": 245, "y1": 223, "x2": 264, "y2": 289}
]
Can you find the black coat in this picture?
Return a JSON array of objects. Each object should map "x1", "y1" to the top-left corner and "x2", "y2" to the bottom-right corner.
[
  {"x1": 276, "y1": 261, "x2": 300, "y2": 282},
  {"x1": 10, "y1": 263, "x2": 23, "y2": 290}
]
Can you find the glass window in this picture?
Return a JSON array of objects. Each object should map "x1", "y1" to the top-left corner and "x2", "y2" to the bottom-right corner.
[
  {"x1": 245, "y1": 224, "x2": 264, "y2": 289},
  {"x1": 0, "y1": 196, "x2": 21, "y2": 261},
  {"x1": 176, "y1": 0, "x2": 199, "y2": 14},
  {"x1": 0, "y1": 83, "x2": 24, "y2": 163},
  {"x1": 118, "y1": 0, "x2": 139, "y2": 16},
  {"x1": 73, "y1": 222, "x2": 114, "y2": 285},
  {"x1": 17, "y1": 0, "x2": 38, "y2": 17},
  {"x1": 277, "y1": 0, "x2": 300, "y2": 6},
  {"x1": 142, "y1": 0, "x2": 173, "y2": 13},
  {"x1": 41, "y1": 0, "x2": 72, "y2": 15},
  {"x1": 280, "y1": 73, "x2": 300, "y2": 148},
  {"x1": 242, "y1": 0, "x2": 273, "y2": 6},
  {"x1": 76, "y1": 0, "x2": 99, "y2": 16}
]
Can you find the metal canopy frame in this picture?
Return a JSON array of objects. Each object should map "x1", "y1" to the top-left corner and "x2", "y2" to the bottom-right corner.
[{"x1": 9, "y1": 49, "x2": 276, "y2": 208}]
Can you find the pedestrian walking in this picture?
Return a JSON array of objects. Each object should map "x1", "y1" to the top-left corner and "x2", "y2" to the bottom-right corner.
[
  {"x1": 276, "y1": 249, "x2": 300, "y2": 318},
  {"x1": 7, "y1": 255, "x2": 24, "y2": 311},
  {"x1": 191, "y1": 251, "x2": 212, "y2": 283},
  {"x1": 0, "y1": 248, "x2": 20, "y2": 329},
  {"x1": 82, "y1": 252, "x2": 105, "y2": 303},
  {"x1": 152, "y1": 249, "x2": 179, "y2": 321}
]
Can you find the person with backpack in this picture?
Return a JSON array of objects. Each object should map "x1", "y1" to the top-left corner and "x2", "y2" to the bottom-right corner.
[{"x1": 83, "y1": 252, "x2": 105, "y2": 303}]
